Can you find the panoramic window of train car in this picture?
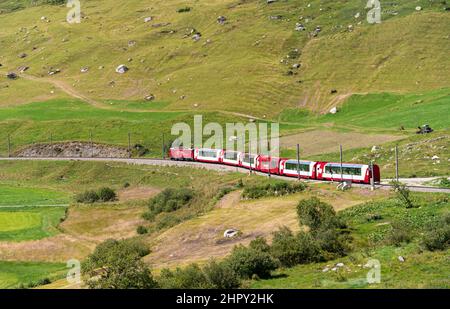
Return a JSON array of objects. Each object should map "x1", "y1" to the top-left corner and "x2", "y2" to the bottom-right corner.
[
  {"x1": 224, "y1": 151, "x2": 239, "y2": 161},
  {"x1": 199, "y1": 150, "x2": 218, "y2": 158},
  {"x1": 285, "y1": 162, "x2": 310, "y2": 172},
  {"x1": 325, "y1": 165, "x2": 362, "y2": 176},
  {"x1": 243, "y1": 154, "x2": 255, "y2": 164}
]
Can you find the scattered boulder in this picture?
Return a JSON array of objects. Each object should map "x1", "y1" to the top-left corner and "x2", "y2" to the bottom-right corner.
[
  {"x1": 329, "y1": 107, "x2": 338, "y2": 114},
  {"x1": 48, "y1": 68, "x2": 61, "y2": 76},
  {"x1": 144, "y1": 16, "x2": 153, "y2": 23},
  {"x1": 371, "y1": 146, "x2": 380, "y2": 153},
  {"x1": 144, "y1": 94, "x2": 155, "y2": 101},
  {"x1": 292, "y1": 63, "x2": 301, "y2": 69},
  {"x1": 223, "y1": 229, "x2": 239, "y2": 238},
  {"x1": 330, "y1": 89, "x2": 338, "y2": 94},
  {"x1": 80, "y1": 67, "x2": 89, "y2": 73},
  {"x1": 336, "y1": 263, "x2": 344, "y2": 268},
  {"x1": 269, "y1": 15, "x2": 282, "y2": 20},
  {"x1": 128, "y1": 40, "x2": 136, "y2": 47},
  {"x1": 217, "y1": 16, "x2": 227, "y2": 25},
  {"x1": 398, "y1": 256, "x2": 405, "y2": 262},
  {"x1": 192, "y1": 33, "x2": 202, "y2": 41},
  {"x1": 432, "y1": 155, "x2": 440, "y2": 161},
  {"x1": 415, "y1": 6, "x2": 422, "y2": 11},
  {"x1": 115, "y1": 64, "x2": 129, "y2": 74},
  {"x1": 295, "y1": 23, "x2": 306, "y2": 31},
  {"x1": 18, "y1": 66, "x2": 29, "y2": 73},
  {"x1": 6, "y1": 72, "x2": 18, "y2": 80},
  {"x1": 18, "y1": 53, "x2": 27, "y2": 59},
  {"x1": 322, "y1": 267, "x2": 330, "y2": 273},
  {"x1": 267, "y1": 0, "x2": 277, "y2": 4}
]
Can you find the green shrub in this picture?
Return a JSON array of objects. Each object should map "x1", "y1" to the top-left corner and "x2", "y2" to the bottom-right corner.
[
  {"x1": 75, "y1": 187, "x2": 117, "y2": 204},
  {"x1": 203, "y1": 260, "x2": 240, "y2": 289},
  {"x1": 297, "y1": 197, "x2": 343, "y2": 231},
  {"x1": 226, "y1": 245, "x2": 278, "y2": 279},
  {"x1": 158, "y1": 264, "x2": 210, "y2": 289},
  {"x1": 386, "y1": 222, "x2": 413, "y2": 246},
  {"x1": 98, "y1": 187, "x2": 117, "y2": 202},
  {"x1": 421, "y1": 214, "x2": 450, "y2": 251},
  {"x1": 270, "y1": 227, "x2": 321, "y2": 267},
  {"x1": 82, "y1": 239, "x2": 156, "y2": 289},
  {"x1": 146, "y1": 188, "x2": 194, "y2": 217},
  {"x1": 158, "y1": 260, "x2": 240, "y2": 289},
  {"x1": 313, "y1": 227, "x2": 350, "y2": 260},
  {"x1": 136, "y1": 225, "x2": 148, "y2": 235},
  {"x1": 75, "y1": 190, "x2": 99, "y2": 203},
  {"x1": 437, "y1": 178, "x2": 450, "y2": 188},
  {"x1": 392, "y1": 181, "x2": 415, "y2": 208},
  {"x1": 249, "y1": 237, "x2": 271, "y2": 253},
  {"x1": 177, "y1": 7, "x2": 192, "y2": 13},
  {"x1": 242, "y1": 181, "x2": 306, "y2": 199}
]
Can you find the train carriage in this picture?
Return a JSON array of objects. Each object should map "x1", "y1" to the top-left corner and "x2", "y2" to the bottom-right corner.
[
  {"x1": 257, "y1": 156, "x2": 284, "y2": 175},
  {"x1": 279, "y1": 159, "x2": 317, "y2": 179},
  {"x1": 222, "y1": 150, "x2": 241, "y2": 166},
  {"x1": 169, "y1": 147, "x2": 194, "y2": 161},
  {"x1": 240, "y1": 153, "x2": 259, "y2": 170},
  {"x1": 194, "y1": 148, "x2": 223, "y2": 163},
  {"x1": 315, "y1": 162, "x2": 380, "y2": 184}
]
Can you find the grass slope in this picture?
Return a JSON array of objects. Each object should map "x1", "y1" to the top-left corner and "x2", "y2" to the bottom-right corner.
[
  {"x1": 0, "y1": 260, "x2": 66, "y2": 289},
  {"x1": 0, "y1": 0, "x2": 448, "y2": 114},
  {"x1": 252, "y1": 193, "x2": 450, "y2": 288}
]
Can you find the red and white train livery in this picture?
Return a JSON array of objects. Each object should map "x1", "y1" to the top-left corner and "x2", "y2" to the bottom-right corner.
[{"x1": 169, "y1": 147, "x2": 380, "y2": 184}]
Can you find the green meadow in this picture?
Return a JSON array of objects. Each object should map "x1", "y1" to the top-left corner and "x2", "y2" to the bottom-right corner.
[{"x1": 0, "y1": 261, "x2": 66, "y2": 289}]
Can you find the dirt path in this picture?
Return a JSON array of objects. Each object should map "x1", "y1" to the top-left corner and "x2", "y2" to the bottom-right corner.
[{"x1": 19, "y1": 73, "x2": 105, "y2": 108}]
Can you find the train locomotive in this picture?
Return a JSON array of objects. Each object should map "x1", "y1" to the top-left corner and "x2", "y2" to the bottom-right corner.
[{"x1": 169, "y1": 147, "x2": 380, "y2": 184}]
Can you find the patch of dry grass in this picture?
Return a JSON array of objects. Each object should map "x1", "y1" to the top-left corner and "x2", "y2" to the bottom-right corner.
[{"x1": 145, "y1": 184, "x2": 390, "y2": 269}]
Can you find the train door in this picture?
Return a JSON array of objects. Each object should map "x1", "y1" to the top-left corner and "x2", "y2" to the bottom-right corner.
[{"x1": 315, "y1": 162, "x2": 325, "y2": 180}]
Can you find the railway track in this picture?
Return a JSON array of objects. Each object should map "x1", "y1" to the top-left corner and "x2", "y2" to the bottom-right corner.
[{"x1": 1, "y1": 157, "x2": 449, "y2": 194}]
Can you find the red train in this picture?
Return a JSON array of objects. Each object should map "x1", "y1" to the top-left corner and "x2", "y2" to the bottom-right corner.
[{"x1": 169, "y1": 147, "x2": 380, "y2": 184}]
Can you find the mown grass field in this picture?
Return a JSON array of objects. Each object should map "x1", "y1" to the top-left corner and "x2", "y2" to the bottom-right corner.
[{"x1": 0, "y1": 261, "x2": 66, "y2": 289}]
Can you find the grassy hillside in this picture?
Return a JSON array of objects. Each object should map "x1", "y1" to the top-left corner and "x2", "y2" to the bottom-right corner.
[
  {"x1": 252, "y1": 193, "x2": 450, "y2": 289},
  {"x1": 0, "y1": 0, "x2": 449, "y2": 115},
  {"x1": 0, "y1": 261, "x2": 66, "y2": 289}
]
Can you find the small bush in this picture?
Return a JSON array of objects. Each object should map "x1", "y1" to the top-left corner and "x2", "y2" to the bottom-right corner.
[
  {"x1": 75, "y1": 187, "x2": 117, "y2": 204},
  {"x1": 158, "y1": 260, "x2": 240, "y2": 289},
  {"x1": 177, "y1": 7, "x2": 192, "y2": 13},
  {"x1": 297, "y1": 197, "x2": 343, "y2": 231},
  {"x1": 366, "y1": 213, "x2": 383, "y2": 222},
  {"x1": 98, "y1": 187, "x2": 117, "y2": 202},
  {"x1": 270, "y1": 227, "x2": 321, "y2": 267},
  {"x1": 421, "y1": 215, "x2": 450, "y2": 251},
  {"x1": 158, "y1": 264, "x2": 210, "y2": 289},
  {"x1": 137, "y1": 225, "x2": 148, "y2": 235},
  {"x1": 392, "y1": 181, "x2": 415, "y2": 208},
  {"x1": 82, "y1": 239, "x2": 156, "y2": 289},
  {"x1": 386, "y1": 222, "x2": 413, "y2": 246},
  {"x1": 75, "y1": 190, "x2": 99, "y2": 203},
  {"x1": 203, "y1": 260, "x2": 240, "y2": 289},
  {"x1": 242, "y1": 181, "x2": 306, "y2": 199},
  {"x1": 249, "y1": 237, "x2": 271, "y2": 253},
  {"x1": 226, "y1": 245, "x2": 278, "y2": 279},
  {"x1": 437, "y1": 178, "x2": 450, "y2": 189},
  {"x1": 144, "y1": 188, "x2": 194, "y2": 220}
]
